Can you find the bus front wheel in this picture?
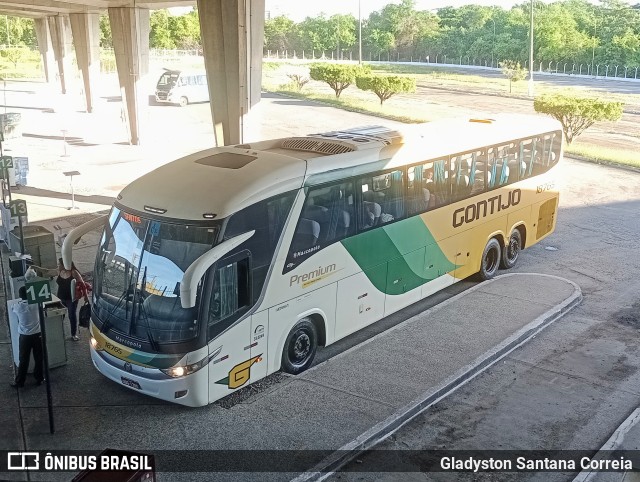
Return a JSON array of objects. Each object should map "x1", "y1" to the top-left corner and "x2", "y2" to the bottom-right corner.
[
  {"x1": 281, "y1": 318, "x2": 318, "y2": 375},
  {"x1": 179, "y1": 96, "x2": 188, "y2": 107},
  {"x1": 478, "y1": 238, "x2": 501, "y2": 281},
  {"x1": 500, "y1": 229, "x2": 522, "y2": 270}
]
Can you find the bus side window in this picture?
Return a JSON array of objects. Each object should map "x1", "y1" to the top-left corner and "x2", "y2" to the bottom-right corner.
[
  {"x1": 358, "y1": 170, "x2": 404, "y2": 230},
  {"x1": 487, "y1": 147, "x2": 510, "y2": 189},
  {"x1": 431, "y1": 159, "x2": 450, "y2": 207},
  {"x1": 450, "y1": 152, "x2": 480, "y2": 202},
  {"x1": 286, "y1": 182, "x2": 354, "y2": 269},
  {"x1": 208, "y1": 256, "x2": 250, "y2": 341}
]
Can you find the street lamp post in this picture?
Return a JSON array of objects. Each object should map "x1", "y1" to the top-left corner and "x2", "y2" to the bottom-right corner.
[
  {"x1": 591, "y1": 16, "x2": 597, "y2": 77},
  {"x1": 358, "y1": 0, "x2": 362, "y2": 64},
  {"x1": 490, "y1": 18, "x2": 496, "y2": 68},
  {"x1": 528, "y1": 0, "x2": 534, "y2": 97}
]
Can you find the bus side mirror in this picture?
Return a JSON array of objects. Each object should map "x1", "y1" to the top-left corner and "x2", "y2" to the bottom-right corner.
[
  {"x1": 180, "y1": 230, "x2": 255, "y2": 309},
  {"x1": 61, "y1": 214, "x2": 109, "y2": 270}
]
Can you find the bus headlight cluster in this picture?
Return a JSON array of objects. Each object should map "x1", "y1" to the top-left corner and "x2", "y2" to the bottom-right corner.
[
  {"x1": 161, "y1": 357, "x2": 208, "y2": 378},
  {"x1": 90, "y1": 336, "x2": 101, "y2": 350}
]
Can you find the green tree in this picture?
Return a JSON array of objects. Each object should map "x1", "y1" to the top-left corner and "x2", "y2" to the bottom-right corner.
[
  {"x1": 329, "y1": 14, "x2": 357, "y2": 58},
  {"x1": 172, "y1": 9, "x2": 200, "y2": 50},
  {"x1": 534, "y1": 94, "x2": 623, "y2": 144},
  {"x1": 264, "y1": 15, "x2": 296, "y2": 51},
  {"x1": 297, "y1": 16, "x2": 334, "y2": 52},
  {"x1": 0, "y1": 48, "x2": 30, "y2": 68},
  {"x1": 150, "y1": 10, "x2": 174, "y2": 48},
  {"x1": 99, "y1": 13, "x2": 112, "y2": 48},
  {"x1": 499, "y1": 60, "x2": 527, "y2": 93},
  {"x1": 355, "y1": 74, "x2": 416, "y2": 105},
  {"x1": 309, "y1": 63, "x2": 369, "y2": 98}
]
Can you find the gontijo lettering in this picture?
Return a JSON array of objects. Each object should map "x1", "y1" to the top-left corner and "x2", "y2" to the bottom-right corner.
[{"x1": 453, "y1": 189, "x2": 521, "y2": 228}]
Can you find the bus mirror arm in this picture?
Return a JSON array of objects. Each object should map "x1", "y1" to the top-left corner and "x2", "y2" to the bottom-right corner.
[
  {"x1": 61, "y1": 214, "x2": 109, "y2": 270},
  {"x1": 180, "y1": 230, "x2": 255, "y2": 309}
]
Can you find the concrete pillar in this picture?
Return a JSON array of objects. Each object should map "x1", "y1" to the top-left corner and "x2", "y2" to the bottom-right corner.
[
  {"x1": 197, "y1": 0, "x2": 265, "y2": 146},
  {"x1": 69, "y1": 13, "x2": 100, "y2": 113},
  {"x1": 48, "y1": 15, "x2": 74, "y2": 94},
  {"x1": 34, "y1": 18, "x2": 55, "y2": 84},
  {"x1": 108, "y1": 7, "x2": 149, "y2": 146}
]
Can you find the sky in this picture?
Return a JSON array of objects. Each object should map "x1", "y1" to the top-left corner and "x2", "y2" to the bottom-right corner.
[
  {"x1": 265, "y1": 0, "x2": 634, "y2": 21},
  {"x1": 265, "y1": 0, "x2": 523, "y2": 21}
]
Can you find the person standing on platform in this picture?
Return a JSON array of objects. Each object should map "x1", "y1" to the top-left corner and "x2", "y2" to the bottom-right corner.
[
  {"x1": 34, "y1": 258, "x2": 89, "y2": 341},
  {"x1": 10, "y1": 286, "x2": 44, "y2": 388}
]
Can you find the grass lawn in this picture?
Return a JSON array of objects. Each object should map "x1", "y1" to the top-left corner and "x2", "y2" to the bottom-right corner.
[{"x1": 263, "y1": 60, "x2": 640, "y2": 170}]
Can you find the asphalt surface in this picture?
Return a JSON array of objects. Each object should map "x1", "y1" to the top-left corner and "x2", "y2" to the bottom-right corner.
[{"x1": 0, "y1": 74, "x2": 639, "y2": 482}]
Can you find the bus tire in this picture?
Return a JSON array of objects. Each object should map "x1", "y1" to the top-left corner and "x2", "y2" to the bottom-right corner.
[
  {"x1": 500, "y1": 229, "x2": 522, "y2": 270},
  {"x1": 179, "y1": 96, "x2": 188, "y2": 107},
  {"x1": 478, "y1": 238, "x2": 501, "y2": 281},
  {"x1": 281, "y1": 318, "x2": 318, "y2": 375}
]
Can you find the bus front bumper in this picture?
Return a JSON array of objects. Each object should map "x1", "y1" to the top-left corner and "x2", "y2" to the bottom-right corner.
[{"x1": 90, "y1": 346, "x2": 209, "y2": 407}]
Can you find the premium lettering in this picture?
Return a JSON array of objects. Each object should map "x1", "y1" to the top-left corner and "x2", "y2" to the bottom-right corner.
[
  {"x1": 453, "y1": 189, "x2": 521, "y2": 227},
  {"x1": 290, "y1": 264, "x2": 336, "y2": 287}
]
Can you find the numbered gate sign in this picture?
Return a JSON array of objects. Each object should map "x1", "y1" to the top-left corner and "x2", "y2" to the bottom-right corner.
[
  {"x1": 9, "y1": 199, "x2": 27, "y2": 217},
  {"x1": 25, "y1": 277, "x2": 52, "y2": 304},
  {"x1": 0, "y1": 155, "x2": 13, "y2": 169}
]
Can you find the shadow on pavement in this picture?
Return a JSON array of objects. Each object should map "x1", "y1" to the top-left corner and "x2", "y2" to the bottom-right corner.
[
  {"x1": 16, "y1": 186, "x2": 115, "y2": 206},
  {"x1": 22, "y1": 133, "x2": 98, "y2": 147}
]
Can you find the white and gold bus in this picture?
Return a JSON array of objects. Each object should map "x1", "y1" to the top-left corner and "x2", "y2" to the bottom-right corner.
[{"x1": 63, "y1": 115, "x2": 562, "y2": 407}]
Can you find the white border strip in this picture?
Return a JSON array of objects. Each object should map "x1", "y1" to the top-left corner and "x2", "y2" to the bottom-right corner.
[
  {"x1": 572, "y1": 408, "x2": 640, "y2": 482},
  {"x1": 292, "y1": 273, "x2": 582, "y2": 482}
]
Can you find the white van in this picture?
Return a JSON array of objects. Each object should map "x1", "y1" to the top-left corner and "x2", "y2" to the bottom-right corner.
[{"x1": 154, "y1": 69, "x2": 209, "y2": 107}]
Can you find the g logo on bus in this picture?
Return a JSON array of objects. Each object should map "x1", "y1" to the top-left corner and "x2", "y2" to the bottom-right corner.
[
  {"x1": 215, "y1": 355, "x2": 262, "y2": 389},
  {"x1": 124, "y1": 362, "x2": 132, "y2": 373}
]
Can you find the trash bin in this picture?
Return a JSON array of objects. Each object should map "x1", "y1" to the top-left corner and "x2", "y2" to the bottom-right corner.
[
  {"x1": 8, "y1": 296, "x2": 68, "y2": 371},
  {"x1": 0, "y1": 112, "x2": 21, "y2": 139}
]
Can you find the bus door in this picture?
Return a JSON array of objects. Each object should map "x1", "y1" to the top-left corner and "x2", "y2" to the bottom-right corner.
[{"x1": 205, "y1": 252, "x2": 254, "y2": 403}]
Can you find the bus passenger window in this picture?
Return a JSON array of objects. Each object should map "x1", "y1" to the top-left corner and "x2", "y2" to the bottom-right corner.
[
  {"x1": 358, "y1": 170, "x2": 404, "y2": 230},
  {"x1": 286, "y1": 182, "x2": 354, "y2": 268},
  {"x1": 431, "y1": 159, "x2": 450, "y2": 207},
  {"x1": 450, "y1": 152, "x2": 482, "y2": 202},
  {"x1": 487, "y1": 147, "x2": 511, "y2": 189}
]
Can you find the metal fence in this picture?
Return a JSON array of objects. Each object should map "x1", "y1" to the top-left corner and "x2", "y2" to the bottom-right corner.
[{"x1": 264, "y1": 49, "x2": 640, "y2": 80}]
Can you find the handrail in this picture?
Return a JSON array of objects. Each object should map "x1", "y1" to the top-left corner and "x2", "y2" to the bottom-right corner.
[{"x1": 61, "y1": 214, "x2": 108, "y2": 270}]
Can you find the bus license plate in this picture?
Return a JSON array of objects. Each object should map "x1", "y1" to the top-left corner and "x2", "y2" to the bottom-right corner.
[{"x1": 121, "y1": 377, "x2": 141, "y2": 390}]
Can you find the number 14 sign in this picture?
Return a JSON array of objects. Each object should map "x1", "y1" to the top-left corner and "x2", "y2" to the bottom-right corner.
[{"x1": 25, "y1": 277, "x2": 52, "y2": 304}]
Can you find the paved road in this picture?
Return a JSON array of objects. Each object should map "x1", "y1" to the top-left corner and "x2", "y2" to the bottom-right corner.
[{"x1": 330, "y1": 158, "x2": 640, "y2": 481}]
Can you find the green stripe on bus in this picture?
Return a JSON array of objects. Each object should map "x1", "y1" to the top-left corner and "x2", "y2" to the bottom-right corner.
[{"x1": 341, "y1": 216, "x2": 457, "y2": 295}]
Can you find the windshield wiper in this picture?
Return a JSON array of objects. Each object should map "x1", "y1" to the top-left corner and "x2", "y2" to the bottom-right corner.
[
  {"x1": 101, "y1": 262, "x2": 136, "y2": 335},
  {"x1": 133, "y1": 267, "x2": 160, "y2": 352}
]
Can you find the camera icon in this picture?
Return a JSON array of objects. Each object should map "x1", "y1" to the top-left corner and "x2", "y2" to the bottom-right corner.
[{"x1": 7, "y1": 452, "x2": 39, "y2": 470}]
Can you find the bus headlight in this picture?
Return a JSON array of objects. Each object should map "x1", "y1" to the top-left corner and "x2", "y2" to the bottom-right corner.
[
  {"x1": 161, "y1": 357, "x2": 208, "y2": 378},
  {"x1": 90, "y1": 336, "x2": 101, "y2": 350}
]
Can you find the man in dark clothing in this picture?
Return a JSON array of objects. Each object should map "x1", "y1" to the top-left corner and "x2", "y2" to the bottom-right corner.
[{"x1": 10, "y1": 286, "x2": 44, "y2": 387}]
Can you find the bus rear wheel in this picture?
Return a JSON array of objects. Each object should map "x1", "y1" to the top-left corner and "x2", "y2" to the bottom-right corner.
[
  {"x1": 178, "y1": 96, "x2": 188, "y2": 107},
  {"x1": 500, "y1": 229, "x2": 522, "y2": 270},
  {"x1": 478, "y1": 238, "x2": 501, "y2": 281},
  {"x1": 281, "y1": 318, "x2": 318, "y2": 375}
]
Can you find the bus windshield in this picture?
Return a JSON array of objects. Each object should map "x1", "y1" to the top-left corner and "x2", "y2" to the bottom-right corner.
[
  {"x1": 93, "y1": 207, "x2": 220, "y2": 345},
  {"x1": 157, "y1": 71, "x2": 179, "y2": 90}
]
